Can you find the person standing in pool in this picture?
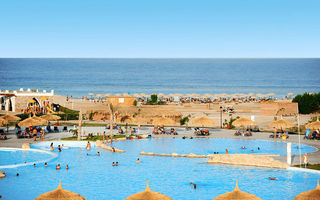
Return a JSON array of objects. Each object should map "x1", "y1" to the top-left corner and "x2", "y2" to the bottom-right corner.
[
  {"x1": 190, "y1": 182, "x2": 197, "y2": 189},
  {"x1": 50, "y1": 143, "x2": 54, "y2": 151},
  {"x1": 116, "y1": 162, "x2": 118, "y2": 166},
  {"x1": 86, "y1": 141, "x2": 91, "y2": 150},
  {"x1": 112, "y1": 162, "x2": 115, "y2": 166},
  {"x1": 56, "y1": 164, "x2": 61, "y2": 170},
  {"x1": 58, "y1": 145, "x2": 62, "y2": 152},
  {"x1": 136, "y1": 158, "x2": 140, "y2": 163},
  {"x1": 97, "y1": 152, "x2": 100, "y2": 156},
  {"x1": 225, "y1": 149, "x2": 229, "y2": 154},
  {"x1": 66, "y1": 165, "x2": 69, "y2": 170},
  {"x1": 44, "y1": 163, "x2": 48, "y2": 167}
]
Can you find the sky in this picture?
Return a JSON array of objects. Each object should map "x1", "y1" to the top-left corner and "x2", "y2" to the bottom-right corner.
[{"x1": 0, "y1": 0, "x2": 319, "y2": 58}]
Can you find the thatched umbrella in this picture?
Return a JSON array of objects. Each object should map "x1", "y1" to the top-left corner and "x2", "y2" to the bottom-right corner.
[
  {"x1": 32, "y1": 115, "x2": 48, "y2": 124},
  {"x1": 153, "y1": 117, "x2": 176, "y2": 126},
  {"x1": 105, "y1": 93, "x2": 113, "y2": 97},
  {"x1": 269, "y1": 118, "x2": 294, "y2": 129},
  {"x1": 0, "y1": 118, "x2": 8, "y2": 127},
  {"x1": 18, "y1": 117, "x2": 46, "y2": 127},
  {"x1": 125, "y1": 181, "x2": 172, "y2": 200},
  {"x1": 294, "y1": 180, "x2": 320, "y2": 200},
  {"x1": 191, "y1": 116, "x2": 215, "y2": 127},
  {"x1": 232, "y1": 117, "x2": 256, "y2": 133},
  {"x1": 0, "y1": 113, "x2": 21, "y2": 133},
  {"x1": 214, "y1": 181, "x2": 262, "y2": 200},
  {"x1": 88, "y1": 93, "x2": 95, "y2": 98},
  {"x1": 41, "y1": 114, "x2": 61, "y2": 121},
  {"x1": 0, "y1": 113, "x2": 21, "y2": 122},
  {"x1": 35, "y1": 181, "x2": 86, "y2": 200},
  {"x1": 305, "y1": 120, "x2": 320, "y2": 130}
]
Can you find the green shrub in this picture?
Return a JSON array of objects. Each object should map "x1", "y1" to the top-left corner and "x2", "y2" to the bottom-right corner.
[
  {"x1": 151, "y1": 94, "x2": 158, "y2": 103},
  {"x1": 180, "y1": 115, "x2": 190, "y2": 125},
  {"x1": 292, "y1": 92, "x2": 320, "y2": 114}
]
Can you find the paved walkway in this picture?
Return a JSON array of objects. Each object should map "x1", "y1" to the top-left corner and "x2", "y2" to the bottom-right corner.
[{"x1": 1, "y1": 126, "x2": 319, "y2": 165}]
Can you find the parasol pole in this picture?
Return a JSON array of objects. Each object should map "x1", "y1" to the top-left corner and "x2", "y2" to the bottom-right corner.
[
  {"x1": 297, "y1": 110, "x2": 302, "y2": 168},
  {"x1": 77, "y1": 110, "x2": 82, "y2": 141}
]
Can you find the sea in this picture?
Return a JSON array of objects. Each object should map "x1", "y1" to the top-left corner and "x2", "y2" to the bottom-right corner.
[{"x1": 0, "y1": 58, "x2": 319, "y2": 98}]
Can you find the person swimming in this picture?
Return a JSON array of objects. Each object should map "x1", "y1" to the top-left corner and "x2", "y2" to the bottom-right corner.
[
  {"x1": 33, "y1": 163, "x2": 36, "y2": 167},
  {"x1": 16, "y1": 173, "x2": 19, "y2": 176},
  {"x1": 241, "y1": 146, "x2": 246, "y2": 149},
  {"x1": 116, "y1": 162, "x2": 119, "y2": 166},
  {"x1": 44, "y1": 162, "x2": 48, "y2": 167},
  {"x1": 269, "y1": 177, "x2": 277, "y2": 180},
  {"x1": 136, "y1": 158, "x2": 140, "y2": 163},
  {"x1": 66, "y1": 165, "x2": 69, "y2": 170},
  {"x1": 97, "y1": 152, "x2": 100, "y2": 156},
  {"x1": 258, "y1": 147, "x2": 260, "y2": 150},
  {"x1": 251, "y1": 150, "x2": 254, "y2": 153},
  {"x1": 112, "y1": 162, "x2": 115, "y2": 166},
  {"x1": 56, "y1": 164, "x2": 61, "y2": 170},
  {"x1": 58, "y1": 145, "x2": 62, "y2": 152},
  {"x1": 190, "y1": 182, "x2": 197, "y2": 189}
]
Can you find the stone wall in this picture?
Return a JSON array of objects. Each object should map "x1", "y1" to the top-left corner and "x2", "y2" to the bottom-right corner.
[
  {"x1": 260, "y1": 102, "x2": 298, "y2": 116},
  {"x1": 107, "y1": 97, "x2": 136, "y2": 106}
]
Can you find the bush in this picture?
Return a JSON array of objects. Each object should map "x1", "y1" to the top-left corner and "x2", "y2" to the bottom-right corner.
[
  {"x1": 180, "y1": 115, "x2": 190, "y2": 125},
  {"x1": 151, "y1": 94, "x2": 158, "y2": 103},
  {"x1": 292, "y1": 92, "x2": 320, "y2": 114}
]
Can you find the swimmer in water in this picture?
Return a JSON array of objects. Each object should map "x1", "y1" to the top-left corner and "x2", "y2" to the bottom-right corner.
[
  {"x1": 58, "y1": 145, "x2": 62, "y2": 152},
  {"x1": 44, "y1": 162, "x2": 48, "y2": 167},
  {"x1": 56, "y1": 164, "x2": 61, "y2": 170},
  {"x1": 258, "y1": 147, "x2": 260, "y2": 150},
  {"x1": 136, "y1": 158, "x2": 140, "y2": 163},
  {"x1": 97, "y1": 152, "x2": 100, "y2": 156},
  {"x1": 66, "y1": 165, "x2": 69, "y2": 170},
  {"x1": 33, "y1": 163, "x2": 36, "y2": 167},
  {"x1": 225, "y1": 149, "x2": 229, "y2": 154},
  {"x1": 269, "y1": 177, "x2": 277, "y2": 180},
  {"x1": 16, "y1": 173, "x2": 19, "y2": 176},
  {"x1": 116, "y1": 162, "x2": 119, "y2": 166},
  {"x1": 241, "y1": 146, "x2": 246, "y2": 149},
  {"x1": 296, "y1": 146, "x2": 299, "y2": 149},
  {"x1": 112, "y1": 162, "x2": 115, "y2": 166},
  {"x1": 190, "y1": 182, "x2": 197, "y2": 189},
  {"x1": 251, "y1": 150, "x2": 254, "y2": 153}
]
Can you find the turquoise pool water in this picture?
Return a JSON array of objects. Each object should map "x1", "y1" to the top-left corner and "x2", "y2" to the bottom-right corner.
[{"x1": 0, "y1": 139, "x2": 319, "y2": 200}]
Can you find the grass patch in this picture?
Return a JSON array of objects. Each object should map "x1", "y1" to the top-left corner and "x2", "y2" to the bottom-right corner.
[{"x1": 294, "y1": 164, "x2": 320, "y2": 171}]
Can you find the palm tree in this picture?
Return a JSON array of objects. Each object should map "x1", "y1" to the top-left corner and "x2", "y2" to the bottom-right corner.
[{"x1": 108, "y1": 103, "x2": 118, "y2": 139}]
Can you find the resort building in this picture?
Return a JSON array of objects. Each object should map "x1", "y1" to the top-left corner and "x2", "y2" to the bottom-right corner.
[
  {"x1": 107, "y1": 96, "x2": 136, "y2": 106},
  {"x1": 0, "y1": 88, "x2": 54, "y2": 113}
]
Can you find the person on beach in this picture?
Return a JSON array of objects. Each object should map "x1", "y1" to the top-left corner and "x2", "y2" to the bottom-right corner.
[
  {"x1": 56, "y1": 164, "x2": 61, "y2": 170},
  {"x1": 86, "y1": 141, "x2": 91, "y2": 150},
  {"x1": 136, "y1": 158, "x2": 140, "y2": 163},
  {"x1": 50, "y1": 143, "x2": 54, "y2": 151},
  {"x1": 190, "y1": 182, "x2": 197, "y2": 189},
  {"x1": 40, "y1": 129, "x2": 45, "y2": 141},
  {"x1": 33, "y1": 128, "x2": 37, "y2": 141}
]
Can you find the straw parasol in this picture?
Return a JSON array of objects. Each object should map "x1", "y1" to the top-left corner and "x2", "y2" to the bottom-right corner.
[
  {"x1": 214, "y1": 181, "x2": 262, "y2": 200},
  {"x1": 105, "y1": 93, "x2": 113, "y2": 97},
  {"x1": 40, "y1": 114, "x2": 61, "y2": 121},
  {"x1": 294, "y1": 180, "x2": 320, "y2": 200},
  {"x1": 18, "y1": 116, "x2": 47, "y2": 127},
  {"x1": 305, "y1": 120, "x2": 320, "y2": 130},
  {"x1": 191, "y1": 116, "x2": 215, "y2": 127},
  {"x1": 269, "y1": 117, "x2": 294, "y2": 128},
  {"x1": 267, "y1": 93, "x2": 275, "y2": 96},
  {"x1": 0, "y1": 113, "x2": 21, "y2": 122},
  {"x1": 35, "y1": 181, "x2": 86, "y2": 200},
  {"x1": 288, "y1": 93, "x2": 295, "y2": 96},
  {"x1": 232, "y1": 117, "x2": 256, "y2": 127},
  {"x1": 0, "y1": 118, "x2": 8, "y2": 127},
  {"x1": 96, "y1": 93, "x2": 104, "y2": 98},
  {"x1": 153, "y1": 117, "x2": 176, "y2": 126},
  {"x1": 125, "y1": 181, "x2": 172, "y2": 200}
]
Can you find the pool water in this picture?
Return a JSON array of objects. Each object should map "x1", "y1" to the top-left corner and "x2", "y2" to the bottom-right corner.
[{"x1": 0, "y1": 139, "x2": 319, "y2": 200}]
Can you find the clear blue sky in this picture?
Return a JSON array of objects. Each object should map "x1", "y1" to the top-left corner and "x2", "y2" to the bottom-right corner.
[{"x1": 0, "y1": 0, "x2": 319, "y2": 58}]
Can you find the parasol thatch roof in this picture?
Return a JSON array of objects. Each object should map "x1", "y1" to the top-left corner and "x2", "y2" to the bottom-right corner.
[
  {"x1": 232, "y1": 117, "x2": 256, "y2": 127},
  {"x1": 214, "y1": 181, "x2": 262, "y2": 200},
  {"x1": 294, "y1": 180, "x2": 320, "y2": 200},
  {"x1": 0, "y1": 118, "x2": 8, "y2": 127},
  {"x1": 40, "y1": 114, "x2": 61, "y2": 121},
  {"x1": 191, "y1": 116, "x2": 215, "y2": 126},
  {"x1": 125, "y1": 181, "x2": 172, "y2": 200},
  {"x1": 153, "y1": 117, "x2": 176, "y2": 126},
  {"x1": 305, "y1": 120, "x2": 320, "y2": 130},
  {"x1": 18, "y1": 116, "x2": 47, "y2": 127},
  {"x1": 35, "y1": 181, "x2": 86, "y2": 200},
  {"x1": 269, "y1": 117, "x2": 294, "y2": 128},
  {"x1": 0, "y1": 113, "x2": 21, "y2": 121},
  {"x1": 40, "y1": 96, "x2": 48, "y2": 101}
]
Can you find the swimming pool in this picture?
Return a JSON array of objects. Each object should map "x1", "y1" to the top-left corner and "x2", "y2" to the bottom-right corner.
[{"x1": 0, "y1": 138, "x2": 319, "y2": 200}]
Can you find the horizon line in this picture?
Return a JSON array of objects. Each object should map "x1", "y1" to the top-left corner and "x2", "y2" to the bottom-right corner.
[{"x1": 0, "y1": 57, "x2": 320, "y2": 59}]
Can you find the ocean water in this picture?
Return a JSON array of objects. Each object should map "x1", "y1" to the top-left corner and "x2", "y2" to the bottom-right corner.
[{"x1": 0, "y1": 58, "x2": 319, "y2": 97}]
